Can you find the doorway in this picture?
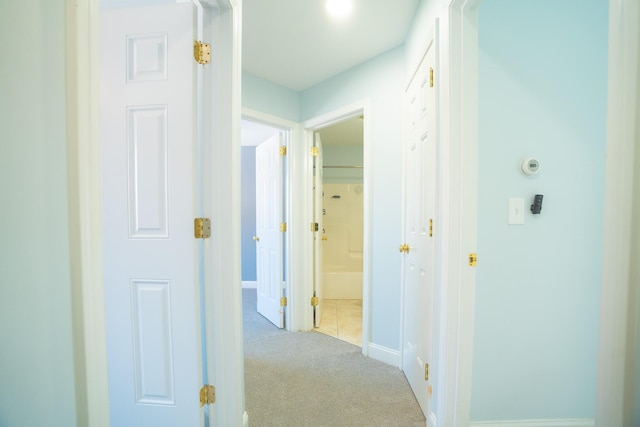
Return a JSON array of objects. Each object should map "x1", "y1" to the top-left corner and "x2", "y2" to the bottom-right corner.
[
  {"x1": 312, "y1": 117, "x2": 365, "y2": 347},
  {"x1": 241, "y1": 118, "x2": 288, "y2": 328},
  {"x1": 303, "y1": 101, "x2": 372, "y2": 353}
]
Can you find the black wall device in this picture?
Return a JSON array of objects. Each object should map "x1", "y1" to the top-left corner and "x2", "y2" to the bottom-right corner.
[{"x1": 530, "y1": 194, "x2": 543, "y2": 214}]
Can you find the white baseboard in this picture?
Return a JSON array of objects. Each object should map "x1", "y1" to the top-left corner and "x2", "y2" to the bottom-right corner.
[
  {"x1": 367, "y1": 342, "x2": 400, "y2": 367},
  {"x1": 427, "y1": 412, "x2": 437, "y2": 427},
  {"x1": 470, "y1": 419, "x2": 594, "y2": 427},
  {"x1": 243, "y1": 411, "x2": 249, "y2": 427},
  {"x1": 242, "y1": 281, "x2": 257, "y2": 289}
]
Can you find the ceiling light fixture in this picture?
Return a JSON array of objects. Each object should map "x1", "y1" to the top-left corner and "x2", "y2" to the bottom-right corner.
[{"x1": 326, "y1": 0, "x2": 353, "y2": 18}]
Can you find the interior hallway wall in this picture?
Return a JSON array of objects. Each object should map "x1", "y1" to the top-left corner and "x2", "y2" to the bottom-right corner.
[
  {"x1": 301, "y1": 47, "x2": 404, "y2": 351},
  {"x1": 0, "y1": 1, "x2": 79, "y2": 425},
  {"x1": 242, "y1": 72, "x2": 301, "y2": 123},
  {"x1": 471, "y1": 0, "x2": 608, "y2": 421}
]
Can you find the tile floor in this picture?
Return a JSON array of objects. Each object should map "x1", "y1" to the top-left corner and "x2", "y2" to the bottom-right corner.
[{"x1": 315, "y1": 299, "x2": 363, "y2": 346}]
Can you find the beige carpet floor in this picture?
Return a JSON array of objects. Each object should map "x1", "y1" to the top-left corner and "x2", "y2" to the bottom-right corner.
[{"x1": 242, "y1": 289, "x2": 426, "y2": 427}]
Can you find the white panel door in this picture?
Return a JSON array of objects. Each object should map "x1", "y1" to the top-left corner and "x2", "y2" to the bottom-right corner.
[
  {"x1": 313, "y1": 133, "x2": 324, "y2": 328},
  {"x1": 255, "y1": 134, "x2": 284, "y2": 328},
  {"x1": 402, "y1": 34, "x2": 438, "y2": 418},
  {"x1": 100, "y1": 4, "x2": 201, "y2": 426}
]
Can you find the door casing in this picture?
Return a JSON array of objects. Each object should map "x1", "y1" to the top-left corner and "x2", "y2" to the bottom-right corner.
[
  {"x1": 242, "y1": 108, "x2": 299, "y2": 331},
  {"x1": 301, "y1": 99, "x2": 372, "y2": 354}
]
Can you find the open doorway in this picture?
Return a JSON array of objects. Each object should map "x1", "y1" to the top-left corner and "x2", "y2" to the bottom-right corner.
[
  {"x1": 311, "y1": 116, "x2": 365, "y2": 347},
  {"x1": 241, "y1": 118, "x2": 289, "y2": 329}
]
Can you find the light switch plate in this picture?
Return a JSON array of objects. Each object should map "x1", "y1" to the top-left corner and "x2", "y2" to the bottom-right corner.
[{"x1": 508, "y1": 198, "x2": 525, "y2": 225}]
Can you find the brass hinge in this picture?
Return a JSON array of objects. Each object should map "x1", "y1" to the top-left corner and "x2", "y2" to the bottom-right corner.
[
  {"x1": 429, "y1": 68, "x2": 434, "y2": 87},
  {"x1": 311, "y1": 222, "x2": 319, "y2": 232},
  {"x1": 311, "y1": 296, "x2": 319, "y2": 306},
  {"x1": 280, "y1": 146, "x2": 287, "y2": 156},
  {"x1": 310, "y1": 146, "x2": 319, "y2": 157},
  {"x1": 194, "y1": 40, "x2": 211, "y2": 65},
  {"x1": 424, "y1": 363, "x2": 429, "y2": 381},
  {"x1": 199, "y1": 384, "x2": 215, "y2": 406},
  {"x1": 469, "y1": 253, "x2": 478, "y2": 267},
  {"x1": 429, "y1": 219, "x2": 433, "y2": 237},
  {"x1": 280, "y1": 297, "x2": 287, "y2": 307},
  {"x1": 194, "y1": 218, "x2": 211, "y2": 239},
  {"x1": 399, "y1": 243, "x2": 409, "y2": 253},
  {"x1": 280, "y1": 222, "x2": 287, "y2": 232}
]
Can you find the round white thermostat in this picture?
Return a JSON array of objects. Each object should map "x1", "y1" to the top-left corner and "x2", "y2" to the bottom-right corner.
[{"x1": 521, "y1": 158, "x2": 540, "y2": 176}]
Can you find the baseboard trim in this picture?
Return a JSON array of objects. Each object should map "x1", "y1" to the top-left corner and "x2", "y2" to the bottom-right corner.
[
  {"x1": 242, "y1": 281, "x2": 257, "y2": 289},
  {"x1": 427, "y1": 412, "x2": 437, "y2": 427},
  {"x1": 243, "y1": 411, "x2": 249, "y2": 427},
  {"x1": 367, "y1": 342, "x2": 400, "y2": 367},
  {"x1": 470, "y1": 419, "x2": 594, "y2": 427}
]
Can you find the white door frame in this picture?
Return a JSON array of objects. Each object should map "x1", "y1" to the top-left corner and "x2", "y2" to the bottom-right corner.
[
  {"x1": 596, "y1": 0, "x2": 640, "y2": 425},
  {"x1": 444, "y1": 0, "x2": 639, "y2": 425},
  {"x1": 66, "y1": 1, "x2": 245, "y2": 425},
  {"x1": 242, "y1": 107, "x2": 299, "y2": 331},
  {"x1": 301, "y1": 99, "x2": 372, "y2": 354}
]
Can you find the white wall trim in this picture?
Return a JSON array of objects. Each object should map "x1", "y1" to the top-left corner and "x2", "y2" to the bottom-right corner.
[
  {"x1": 242, "y1": 281, "x2": 257, "y2": 289},
  {"x1": 243, "y1": 411, "x2": 249, "y2": 427},
  {"x1": 302, "y1": 99, "x2": 373, "y2": 358},
  {"x1": 427, "y1": 412, "x2": 438, "y2": 427},
  {"x1": 596, "y1": 0, "x2": 640, "y2": 425},
  {"x1": 470, "y1": 419, "x2": 594, "y2": 427},
  {"x1": 66, "y1": 0, "x2": 110, "y2": 425},
  {"x1": 367, "y1": 342, "x2": 400, "y2": 367},
  {"x1": 443, "y1": 0, "x2": 482, "y2": 425}
]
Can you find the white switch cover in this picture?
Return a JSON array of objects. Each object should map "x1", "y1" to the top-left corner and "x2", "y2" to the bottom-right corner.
[{"x1": 508, "y1": 198, "x2": 525, "y2": 225}]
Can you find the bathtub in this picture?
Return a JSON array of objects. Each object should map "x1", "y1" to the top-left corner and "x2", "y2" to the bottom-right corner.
[{"x1": 323, "y1": 267, "x2": 363, "y2": 299}]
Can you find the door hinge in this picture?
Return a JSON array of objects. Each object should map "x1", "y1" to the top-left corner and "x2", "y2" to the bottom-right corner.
[
  {"x1": 311, "y1": 222, "x2": 319, "y2": 232},
  {"x1": 280, "y1": 297, "x2": 287, "y2": 307},
  {"x1": 429, "y1": 219, "x2": 433, "y2": 237},
  {"x1": 429, "y1": 68, "x2": 434, "y2": 87},
  {"x1": 194, "y1": 218, "x2": 211, "y2": 239},
  {"x1": 310, "y1": 146, "x2": 319, "y2": 157},
  {"x1": 311, "y1": 296, "x2": 319, "y2": 306},
  {"x1": 199, "y1": 384, "x2": 215, "y2": 406},
  {"x1": 280, "y1": 146, "x2": 287, "y2": 156},
  {"x1": 280, "y1": 222, "x2": 287, "y2": 232},
  {"x1": 194, "y1": 40, "x2": 211, "y2": 65},
  {"x1": 399, "y1": 243, "x2": 409, "y2": 253},
  {"x1": 469, "y1": 253, "x2": 478, "y2": 267},
  {"x1": 425, "y1": 363, "x2": 429, "y2": 381}
]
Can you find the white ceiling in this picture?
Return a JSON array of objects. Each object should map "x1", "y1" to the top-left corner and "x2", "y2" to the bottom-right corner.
[{"x1": 242, "y1": 0, "x2": 421, "y2": 91}]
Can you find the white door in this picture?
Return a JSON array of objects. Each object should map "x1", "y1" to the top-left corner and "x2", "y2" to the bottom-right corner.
[
  {"x1": 313, "y1": 132, "x2": 324, "y2": 327},
  {"x1": 255, "y1": 134, "x2": 284, "y2": 327},
  {"x1": 100, "y1": 4, "x2": 202, "y2": 425},
  {"x1": 401, "y1": 33, "x2": 438, "y2": 418}
]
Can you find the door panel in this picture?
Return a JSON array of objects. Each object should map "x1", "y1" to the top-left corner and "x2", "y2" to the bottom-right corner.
[
  {"x1": 255, "y1": 134, "x2": 284, "y2": 327},
  {"x1": 100, "y1": 4, "x2": 201, "y2": 425},
  {"x1": 402, "y1": 34, "x2": 438, "y2": 418}
]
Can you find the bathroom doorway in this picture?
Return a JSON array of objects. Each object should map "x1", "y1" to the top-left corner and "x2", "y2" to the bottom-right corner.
[{"x1": 312, "y1": 116, "x2": 365, "y2": 347}]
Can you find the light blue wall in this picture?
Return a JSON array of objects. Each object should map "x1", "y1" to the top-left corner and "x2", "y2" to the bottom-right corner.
[
  {"x1": 242, "y1": 72, "x2": 301, "y2": 122},
  {"x1": 0, "y1": 1, "x2": 78, "y2": 426},
  {"x1": 241, "y1": 147, "x2": 257, "y2": 281},
  {"x1": 471, "y1": 0, "x2": 607, "y2": 421},
  {"x1": 301, "y1": 47, "x2": 405, "y2": 350}
]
